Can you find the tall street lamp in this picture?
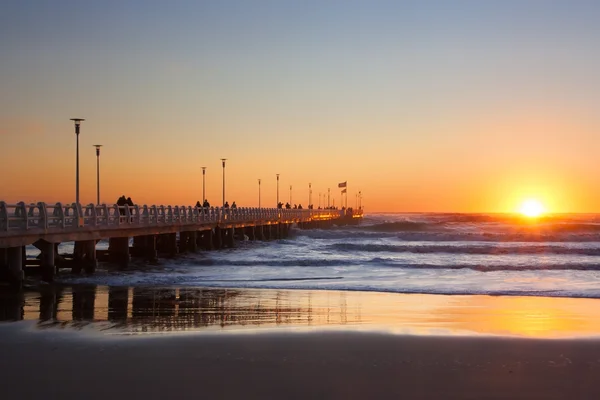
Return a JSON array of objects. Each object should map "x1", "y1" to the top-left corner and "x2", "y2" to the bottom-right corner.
[
  {"x1": 289, "y1": 185, "x2": 292, "y2": 205},
  {"x1": 202, "y1": 166, "x2": 206, "y2": 204},
  {"x1": 93, "y1": 145, "x2": 102, "y2": 205},
  {"x1": 258, "y1": 178, "x2": 261, "y2": 208},
  {"x1": 328, "y1": 188, "x2": 331, "y2": 208},
  {"x1": 70, "y1": 118, "x2": 84, "y2": 205},
  {"x1": 309, "y1": 183, "x2": 312, "y2": 208},
  {"x1": 220, "y1": 159, "x2": 227, "y2": 207},
  {"x1": 276, "y1": 174, "x2": 280, "y2": 208}
]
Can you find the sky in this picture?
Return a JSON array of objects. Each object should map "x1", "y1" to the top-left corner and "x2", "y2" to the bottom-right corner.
[{"x1": 1, "y1": 0, "x2": 600, "y2": 213}]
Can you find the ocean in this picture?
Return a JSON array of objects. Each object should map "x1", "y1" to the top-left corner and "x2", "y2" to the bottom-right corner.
[{"x1": 51, "y1": 212, "x2": 600, "y2": 299}]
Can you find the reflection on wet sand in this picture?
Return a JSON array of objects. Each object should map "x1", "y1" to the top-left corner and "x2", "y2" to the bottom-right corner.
[
  {"x1": 3, "y1": 285, "x2": 600, "y2": 338},
  {"x1": 5, "y1": 285, "x2": 359, "y2": 333}
]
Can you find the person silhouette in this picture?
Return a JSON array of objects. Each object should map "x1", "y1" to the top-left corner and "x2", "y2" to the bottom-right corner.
[{"x1": 224, "y1": 201, "x2": 230, "y2": 208}]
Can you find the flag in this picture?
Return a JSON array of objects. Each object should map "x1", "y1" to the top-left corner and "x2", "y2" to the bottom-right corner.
[
  {"x1": 338, "y1": 181, "x2": 347, "y2": 188},
  {"x1": 341, "y1": 189, "x2": 347, "y2": 194}
]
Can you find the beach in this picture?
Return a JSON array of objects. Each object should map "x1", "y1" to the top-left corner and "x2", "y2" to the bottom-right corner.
[
  {"x1": 2, "y1": 286, "x2": 600, "y2": 399},
  {"x1": 1, "y1": 324, "x2": 600, "y2": 399}
]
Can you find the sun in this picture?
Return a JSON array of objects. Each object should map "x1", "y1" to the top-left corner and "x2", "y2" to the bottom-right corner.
[{"x1": 519, "y1": 199, "x2": 546, "y2": 218}]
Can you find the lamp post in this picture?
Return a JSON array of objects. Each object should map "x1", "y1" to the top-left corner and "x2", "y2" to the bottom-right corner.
[
  {"x1": 290, "y1": 185, "x2": 292, "y2": 205},
  {"x1": 93, "y1": 145, "x2": 102, "y2": 205},
  {"x1": 319, "y1": 193, "x2": 321, "y2": 208},
  {"x1": 201, "y1": 167, "x2": 206, "y2": 204},
  {"x1": 258, "y1": 179, "x2": 261, "y2": 208},
  {"x1": 220, "y1": 159, "x2": 227, "y2": 207},
  {"x1": 276, "y1": 174, "x2": 280, "y2": 208},
  {"x1": 328, "y1": 188, "x2": 330, "y2": 208},
  {"x1": 70, "y1": 118, "x2": 84, "y2": 206},
  {"x1": 309, "y1": 183, "x2": 312, "y2": 208}
]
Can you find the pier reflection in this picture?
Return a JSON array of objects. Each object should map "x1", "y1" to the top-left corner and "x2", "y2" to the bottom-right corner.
[
  {"x1": 3, "y1": 286, "x2": 600, "y2": 338},
  {"x1": 1, "y1": 285, "x2": 363, "y2": 333}
]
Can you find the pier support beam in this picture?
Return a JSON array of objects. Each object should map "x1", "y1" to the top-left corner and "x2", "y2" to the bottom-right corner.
[
  {"x1": 213, "y1": 227, "x2": 223, "y2": 249},
  {"x1": 187, "y1": 231, "x2": 198, "y2": 252},
  {"x1": 0, "y1": 248, "x2": 7, "y2": 277},
  {"x1": 226, "y1": 227, "x2": 235, "y2": 248},
  {"x1": 179, "y1": 232, "x2": 189, "y2": 253},
  {"x1": 167, "y1": 233, "x2": 178, "y2": 257},
  {"x1": 265, "y1": 225, "x2": 273, "y2": 240},
  {"x1": 109, "y1": 237, "x2": 130, "y2": 268},
  {"x1": 132, "y1": 236, "x2": 146, "y2": 257},
  {"x1": 7, "y1": 246, "x2": 24, "y2": 287},
  {"x1": 236, "y1": 227, "x2": 247, "y2": 241},
  {"x1": 157, "y1": 233, "x2": 178, "y2": 257},
  {"x1": 198, "y1": 230, "x2": 213, "y2": 250},
  {"x1": 84, "y1": 240, "x2": 97, "y2": 274},
  {"x1": 245, "y1": 226, "x2": 255, "y2": 241},
  {"x1": 145, "y1": 235, "x2": 158, "y2": 262},
  {"x1": 39, "y1": 240, "x2": 55, "y2": 282},
  {"x1": 255, "y1": 225, "x2": 264, "y2": 241},
  {"x1": 180, "y1": 231, "x2": 197, "y2": 252}
]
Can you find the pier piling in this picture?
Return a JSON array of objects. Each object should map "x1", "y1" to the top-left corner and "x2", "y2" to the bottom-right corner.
[
  {"x1": 7, "y1": 246, "x2": 24, "y2": 287},
  {"x1": 39, "y1": 240, "x2": 55, "y2": 281},
  {"x1": 109, "y1": 237, "x2": 130, "y2": 268}
]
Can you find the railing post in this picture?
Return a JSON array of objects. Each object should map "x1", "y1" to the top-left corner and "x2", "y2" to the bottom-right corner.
[
  {"x1": 53, "y1": 203, "x2": 65, "y2": 228},
  {"x1": 112, "y1": 204, "x2": 120, "y2": 226},
  {"x1": 0, "y1": 201, "x2": 7, "y2": 231},
  {"x1": 151, "y1": 205, "x2": 157, "y2": 224},
  {"x1": 134, "y1": 205, "x2": 141, "y2": 224},
  {"x1": 124, "y1": 205, "x2": 131, "y2": 224},
  {"x1": 167, "y1": 206, "x2": 173, "y2": 223},
  {"x1": 142, "y1": 205, "x2": 149, "y2": 224},
  {"x1": 15, "y1": 201, "x2": 27, "y2": 230},
  {"x1": 37, "y1": 202, "x2": 48, "y2": 229},
  {"x1": 101, "y1": 204, "x2": 108, "y2": 226}
]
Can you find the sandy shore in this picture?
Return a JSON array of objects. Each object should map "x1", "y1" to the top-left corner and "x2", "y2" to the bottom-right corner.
[{"x1": 1, "y1": 325, "x2": 600, "y2": 399}]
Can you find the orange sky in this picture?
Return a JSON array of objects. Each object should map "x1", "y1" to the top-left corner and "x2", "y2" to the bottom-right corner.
[{"x1": 2, "y1": 2, "x2": 600, "y2": 213}]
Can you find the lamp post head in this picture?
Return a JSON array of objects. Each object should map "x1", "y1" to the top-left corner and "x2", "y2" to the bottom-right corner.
[
  {"x1": 93, "y1": 144, "x2": 102, "y2": 156},
  {"x1": 221, "y1": 158, "x2": 227, "y2": 168},
  {"x1": 276, "y1": 173, "x2": 279, "y2": 180},
  {"x1": 202, "y1": 166, "x2": 206, "y2": 175},
  {"x1": 258, "y1": 179, "x2": 261, "y2": 184},
  {"x1": 70, "y1": 118, "x2": 85, "y2": 134}
]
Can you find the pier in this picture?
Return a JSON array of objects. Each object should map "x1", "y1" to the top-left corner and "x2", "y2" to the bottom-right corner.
[{"x1": 0, "y1": 201, "x2": 363, "y2": 286}]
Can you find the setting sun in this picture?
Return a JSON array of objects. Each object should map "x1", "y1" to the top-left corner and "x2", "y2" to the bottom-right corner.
[{"x1": 519, "y1": 199, "x2": 546, "y2": 217}]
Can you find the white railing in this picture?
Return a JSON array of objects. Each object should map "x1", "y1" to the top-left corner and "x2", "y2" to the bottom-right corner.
[{"x1": 0, "y1": 201, "x2": 346, "y2": 233}]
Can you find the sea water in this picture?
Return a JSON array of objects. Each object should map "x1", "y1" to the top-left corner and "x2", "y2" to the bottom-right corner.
[{"x1": 51, "y1": 213, "x2": 600, "y2": 298}]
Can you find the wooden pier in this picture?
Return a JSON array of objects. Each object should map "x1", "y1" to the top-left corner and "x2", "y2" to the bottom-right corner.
[{"x1": 0, "y1": 201, "x2": 363, "y2": 286}]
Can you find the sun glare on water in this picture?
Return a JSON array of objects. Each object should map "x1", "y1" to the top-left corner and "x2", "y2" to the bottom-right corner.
[{"x1": 519, "y1": 199, "x2": 546, "y2": 218}]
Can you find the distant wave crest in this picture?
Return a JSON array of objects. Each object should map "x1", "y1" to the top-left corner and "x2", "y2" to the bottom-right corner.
[{"x1": 329, "y1": 242, "x2": 600, "y2": 256}]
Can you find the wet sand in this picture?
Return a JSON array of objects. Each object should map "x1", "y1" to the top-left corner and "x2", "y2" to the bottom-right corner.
[
  {"x1": 1, "y1": 325, "x2": 600, "y2": 399},
  {"x1": 2, "y1": 286, "x2": 600, "y2": 398}
]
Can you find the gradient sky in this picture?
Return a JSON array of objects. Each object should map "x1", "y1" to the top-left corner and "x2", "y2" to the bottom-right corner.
[{"x1": 2, "y1": 1, "x2": 600, "y2": 212}]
